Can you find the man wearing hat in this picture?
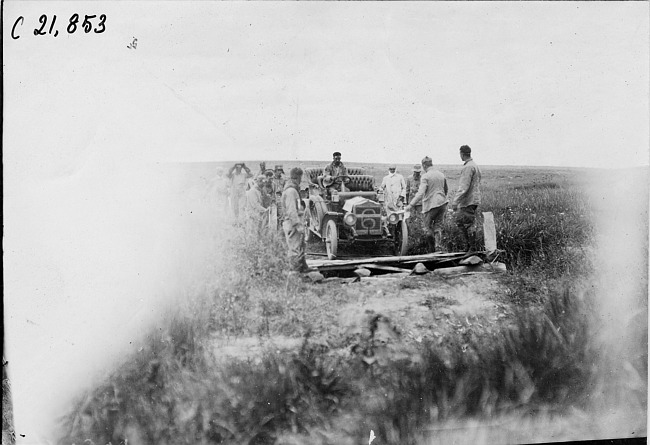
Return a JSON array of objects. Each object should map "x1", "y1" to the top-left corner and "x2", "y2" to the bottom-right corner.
[
  {"x1": 380, "y1": 164, "x2": 406, "y2": 212},
  {"x1": 245, "y1": 175, "x2": 270, "y2": 234},
  {"x1": 404, "y1": 156, "x2": 449, "y2": 253},
  {"x1": 227, "y1": 162, "x2": 253, "y2": 222},
  {"x1": 323, "y1": 151, "x2": 348, "y2": 192},
  {"x1": 281, "y1": 167, "x2": 312, "y2": 272},
  {"x1": 452, "y1": 145, "x2": 482, "y2": 251}
]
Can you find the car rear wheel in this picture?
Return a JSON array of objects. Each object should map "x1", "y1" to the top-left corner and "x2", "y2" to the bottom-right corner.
[
  {"x1": 325, "y1": 219, "x2": 338, "y2": 260},
  {"x1": 393, "y1": 219, "x2": 409, "y2": 256}
]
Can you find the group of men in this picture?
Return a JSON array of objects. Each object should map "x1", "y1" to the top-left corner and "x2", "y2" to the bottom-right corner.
[
  {"x1": 214, "y1": 162, "x2": 288, "y2": 231},
  {"x1": 380, "y1": 145, "x2": 482, "y2": 252},
  {"x1": 212, "y1": 161, "x2": 311, "y2": 272},
  {"x1": 414, "y1": 146, "x2": 481, "y2": 251},
  {"x1": 215, "y1": 145, "x2": 482, "y2": 272}
]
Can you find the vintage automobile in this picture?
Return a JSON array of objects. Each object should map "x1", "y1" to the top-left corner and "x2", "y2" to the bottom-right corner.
[{"x1": 302, "y1": 167, "x2": 409, "y2": 260}]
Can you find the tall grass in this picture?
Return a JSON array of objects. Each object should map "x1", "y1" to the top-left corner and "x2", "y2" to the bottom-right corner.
[
  {"x1": 406, "y1": 171, "x2": 593, "y2": 276},
  {"x1": 483, "y1": 185, "x2": 593, "y2": 274},
  {"x1": 55, "y1": 168, "x2": 646, "y2": 444},
  {"x1": 59, "y1": 279, "x2": 603, "y2": 445}
]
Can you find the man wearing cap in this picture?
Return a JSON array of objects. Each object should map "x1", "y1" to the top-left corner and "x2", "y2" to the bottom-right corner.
[
  {"x1": 227, "y1": 162, "x2": 253, "y2": 222},
  {"x1": 452, "y1": 145, "x2": 482, "y2": 251},
  {"x1": 380, "y1": 165, "x2": 407, "y2": 212},
  {"x1": 281, "y1": 167, "x2": 312, "y2": 272},
  {"x1": 271, "y1": 165, "x2": 287, "y2": 227},
  {"x1": 406, "y1": 164, "x2": 423, "y2": 228},
  {"x1": 261, "y1": 170, "x2": 275, "y2": 209},
  {"x1": 324, "y1": 151, "x2": 348, "y2": 192},
  {"x1": 271, "y1": 165, "x2": 287, "y2": 198},
  {"x1": 404, "y1": 156, "x2": 449, "y2": 253},
  {"x1": 406, "y1": 165, "x2": 422, "y2": 204},
  {"x1": 249, "y1": 161, "x2": 268, "y2": 191},
  {"x1": 245, "y1": 175, "x2": 270, "y2": 234}
]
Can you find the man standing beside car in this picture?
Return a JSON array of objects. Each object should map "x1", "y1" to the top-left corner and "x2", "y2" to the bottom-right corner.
[
  {"x1": 406, "y1": 165, "x2": 422, "y2": 206},
  {"x1": 404, "y1": 156, "x2": 449, "y2": 253},
  {"x1": 452, "y1": 145, "x2": 482, "y2": 251},
  {"x1": 380, "y1": 164, "x2": 407, "y2": 212},
  {"x1": 406, "y1": 164, "x2": 423, "y2": 227},
  {"x1": 281, "y1": 167, "x2": 312, "y2": 273}
]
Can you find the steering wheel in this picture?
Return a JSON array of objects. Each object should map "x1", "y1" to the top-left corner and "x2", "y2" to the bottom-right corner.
[{"x1": 323, "y1": 174, "x2": 351, "y2": 187}]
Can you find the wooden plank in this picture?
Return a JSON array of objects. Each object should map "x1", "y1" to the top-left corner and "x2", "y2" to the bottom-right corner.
[
  {"x1": 482, "y1": 212, "x2": 497, "y2": 254},
  {"x1": 306, "y1": 251, "x2": 469, "y2": 268},
  {"x1": 358, "y1": 264, "x2": 413, "y2": 273}
]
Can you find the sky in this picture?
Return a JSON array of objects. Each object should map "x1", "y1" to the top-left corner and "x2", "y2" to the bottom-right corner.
[
  {"x1": 2, "y1": 1, "x2": 649, "y2": 442},
  {"x1": 4, "y1": 2, "x2": 649, "y2": 169}
]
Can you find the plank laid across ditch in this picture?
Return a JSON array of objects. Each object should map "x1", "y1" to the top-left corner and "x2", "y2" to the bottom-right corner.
[{"x1": 306, "y1": 251, "x2": 473, "y2": 271}]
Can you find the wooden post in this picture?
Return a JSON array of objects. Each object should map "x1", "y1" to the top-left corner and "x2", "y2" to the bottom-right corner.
[{"x1": 482, "y1": 211, "x2": 497, "y2": 254}]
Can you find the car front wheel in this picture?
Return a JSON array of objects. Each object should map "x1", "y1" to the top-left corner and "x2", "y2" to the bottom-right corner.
[
  {"x1": 325, "y1": 219, "x2": 338, "y2": 260},
  {"x1": 393, "y1": 219, "x2": 409, "y2": 256}
]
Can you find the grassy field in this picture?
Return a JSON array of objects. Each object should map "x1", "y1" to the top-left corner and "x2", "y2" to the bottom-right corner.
[{"x1": 53, "y1": 164, "x2": 647, "y2": 444}]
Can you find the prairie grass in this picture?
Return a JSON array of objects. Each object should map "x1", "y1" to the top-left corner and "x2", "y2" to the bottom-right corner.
[
  {"x1": 58, "y1": 275, "x2": 616, "y2": 445},
  {"x1": 55, "y1": 166, "x2": 647, "y2": 445}
]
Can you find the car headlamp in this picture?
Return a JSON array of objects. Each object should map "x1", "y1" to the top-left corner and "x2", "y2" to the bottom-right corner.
[
  {"x1": 344, "y1": 213, "x2": 357, "y2": 226},
  {"x1": 387, "y1": 213, "x2": 399, "y2": 224}
]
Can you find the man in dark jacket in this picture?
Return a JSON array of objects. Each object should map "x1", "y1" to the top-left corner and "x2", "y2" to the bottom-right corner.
[{"x1": 281, "y1": 168, "x2": 313, "y2": 272}]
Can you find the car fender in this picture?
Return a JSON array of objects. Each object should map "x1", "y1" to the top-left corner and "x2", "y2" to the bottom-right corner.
[{"x1": 321, "y1": 212, "x2": 342, "y2": 234}]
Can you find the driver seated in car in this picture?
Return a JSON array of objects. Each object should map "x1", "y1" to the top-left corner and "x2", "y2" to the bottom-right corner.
[{"x1": 322, "y1": 151, "x2": 349, "y2": 195}]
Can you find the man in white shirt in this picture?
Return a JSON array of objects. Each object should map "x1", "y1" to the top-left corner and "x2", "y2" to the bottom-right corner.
[
  {"x1": 380, "y1": 165, "x2": 407, "y2": 212},
  {"x1": 227, "y1": 162, "x2": 253, "y2": 222},
  {"x1": 245, "y1": 175, "x2": 269, "y2": 234}
]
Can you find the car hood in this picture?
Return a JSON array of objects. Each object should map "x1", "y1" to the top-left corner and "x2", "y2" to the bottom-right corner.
[{"x1": 342, "y1": 196, "x2": 376, "y2": 213}]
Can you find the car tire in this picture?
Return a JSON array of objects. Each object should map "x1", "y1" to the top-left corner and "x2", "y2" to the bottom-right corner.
[
  {"x1": 394, "y1": 219, "x2": 409, "y2": 256},
  {"x1": 305, "y1": 214, "x2": 314, "y2": 243},
  {"x1": 325, "y1": 219, "x2": 338, "y2": 260}
]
